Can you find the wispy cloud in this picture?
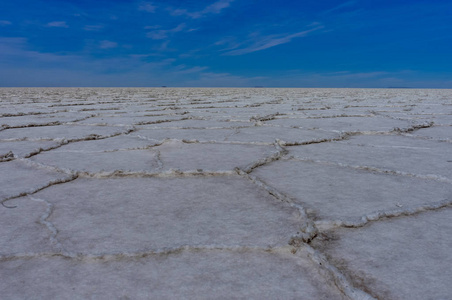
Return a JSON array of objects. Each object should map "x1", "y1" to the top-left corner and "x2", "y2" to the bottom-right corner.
[
  {"x1": 46, "y1": 21, "x2": 69, "y2": 28},
  {"x1": 144, "y1": 25, "x2": 161, "y2": 30},
  {"x1": 223, "y1": 26, "x2": 324, "y2": 56},
  {"x1": 174, "y1": 65, "x2": 209, "y2": 74},
  {"x1": 156, "y1": 40, "x2": 172, "y2": 52},
  {"x1": 0, "y1": 37, "x2": 240, "y2": 87},
  {"x1": 214, "y1": 36, "x2": 242, "y2": 51},
  {"x1": 139, "y1": 2, "x2": 157, "y2": 13},
  {"x1": 321, "y1": 0, "x2": 357, "y2": 15},
  {"x1": 1, "y1": 36, "x2": 448, "y2": 88},
  {"x1": 183, "y1": 71, "x2": 267, "y2": 87},
  {"x1": 322, "y1": 70, "x2": 390, "y2": 78},
  {"x1": 199, "y1": 0, "x2": 234, "y2": 15},
  {"x1": 0, "y1": 20, "x2": 12, "y2": 26},
  {"x1": 99, "y1": 40, "x2": 118, "y2": 49},
  {"x1": 307, "y1": 21, "x2": 322, "y2": 27},
  {"x1": 0, "y1": 37, "x2": 79, "y2": 65},
  {"x1": 146, "y1": 23, "x2": 185, "y2": 40},
  {"x1": 169, "y1": 0, "x2": 234, "y2": 19},
  {"x1": 84, "y1": 25, "x2": 104, "y2": 31}
]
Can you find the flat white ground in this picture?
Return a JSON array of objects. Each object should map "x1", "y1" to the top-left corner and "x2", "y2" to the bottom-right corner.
[{"x1": 1, "y1": 88, "x2": 451, "y2": 299}]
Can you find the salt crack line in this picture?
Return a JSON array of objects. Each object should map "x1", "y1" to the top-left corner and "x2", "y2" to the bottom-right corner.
[
  {"x1": 77, "y1": 169, "x2": 237, "y2": 179},
  {"x1": 315, "y1": 198, "x2": 452, "y2": 231},
  {"x1": 295, "y1": 106, "x2": 332, "y2": 111},
  {"x1": 0, "y1": 121, "x2": 62, "y2": 130},
  {"x1": 182, "y1": 139, "x2": 273, "y2": 146},
  {"x1": 0, "y1": 245, "x2": 295, "y2": 262},
  {"x1": 19, "y1": 153, "x2": 239, "y2": 178},
  {"x1": 0, "y1": 151, "x2": 15, "y2": 162},
  {"x1": 278, "y1": 134, "x2": 349, "y2": 147},
  {"x1": 393, "y1": 121, "x2": 434, "y2": 133},
  {"x1": 0, "y1": 126, "x2": 136, "y2": 144},
  {"x1": 223, "y1": 127, "x2": 240, "y2": 141},
  {"x1": 401, "y1": 133, "x2": 452, "y2": 143},
  {"x1": 23, "y1": 142, "x2": 70, "y2": 159},
  {"x1": 311, "y1": 122, "x2": 435, "y2": 137},
  {"x1": 22, "y1": 127, "x2": 137, "y2": 158},
  {"x1": 304, "y1": 114, "x2": 375, "y2": 119},
  {"x1": 1, "y1": 174, "x2": 78, "y2": 209},
  {"x1": 28, "y1": 196, "x2": 62, "y2": 249},
  {"x1": 370, "y1": 111, "x2": 415, "y2": 121},
  {"x1": 78, "y1": 107, "x2": 121, "y2": 112},
  {"x1": 142, "y1": 125, "x2": 252, "y2": 130},
  {"x1": 18, "y1": 158, "x2": 75, "y2": 175},
  {"x1": 285, "y1": 157, "x2": 452, "y2": 184},
  {"x1": 0, "y1": 109, "x2": 68, "y2": 117},
  {"x1": 241, "y1": 142, "x2": 287, "y2": 173},
  {"x1": 48, "y1": 101, "x2": 115, "y2": 107},
  {"x1": 59, "y1": 113, "x2": 99, "y2": 124},
  {"x1": 235, "y1": 169, "x2": 318, "y2": 243},
  {"x1": 131, "y1": 135, "x2": 274, "y2": 146},
  {"x1": 250, "y1": 112, "x2": 284, "y2": 122},
  {"x1": 155, "y1": 150, "x2": 163, "y2": 171},
  {"x1": 134, "y1": 117, "x2": 192, "y2": 126},
  {"x1": 299, "y1": 245, "x2": 376, "y2": 300}
]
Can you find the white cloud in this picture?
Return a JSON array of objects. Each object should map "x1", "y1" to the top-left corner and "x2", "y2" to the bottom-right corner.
[
  {"x1": 139, "y1": 2, "x2": 157, "y2": 13},
  {"x1": 174, "y1": 65, "x2": 209, "y2": 74},
  {"x1": 99, "y1": 40, "x2": 118, "y2": 49},
  {"x1": 307, "y1": 21, "x2": 322, "y2": 27},
  {"x1": 169, "y1": 0, "x2": 234, "y2": 19},
  {"x1": 84, "y1": 25, "x2": 104, "y2": 31},
  {"x1": 0, "y1": 37, "x2": 80, "y2": 65},
  {"x1": 4, "y1": 36, "x2": 446, "y2": 88},
  {"x1": 146, "y1": 23, "x2": 185, "y2": 40},
  {"x1": 223, "y1": 26, "x2": 324, "y2": 56},
  {"x1": 214, "y1": 36, "x2": 242, "y2": 51},
  {"x1": 202, "y1": 0, "x2": 234, "y2": 14},
  {"x1": 144, "y1": 25, "x2": 161, "y2": 30},
  {"x1": 46, "y1": 21, "x2": 69, "y2": 28},
  {"x1": 0, "y1": 37, "x2": 180, "y2": 86},
  {"x1": 156, "y1": 40, "x2": 171, "y2": 51},
  {"x1": 0, "y1": 20, "x2": 12, "y2": 26},
  {"x1": 321, "y1": 1, "x2": 357, "y2": 15}
]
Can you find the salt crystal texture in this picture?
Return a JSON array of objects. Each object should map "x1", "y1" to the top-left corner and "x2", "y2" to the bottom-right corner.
[{"x1": 0, "y1": 87, "x2": 451, "y2": 299}]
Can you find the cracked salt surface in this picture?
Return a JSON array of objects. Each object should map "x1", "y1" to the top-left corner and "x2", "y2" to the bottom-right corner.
[
  {"x1": 1, "y1": 87, "x2": 451, "y2": 299},
  {"x1": 266, "y1": 115, "x2": 417, "y2": 133},
  {"x1": 0, "y1": 112, "x2": 93, "y2": 128},
  {"x1": 0, "y1": 197, "x2": 57, "y2": 254},
  {"x1": 154, "y1": 140, "x2": 280, "y2": 172},
  {"x1": 311, "y1": 208, "x2": 452, "y2": 300},
  {"x1": 0, "y1": 248, "x2": 345, "y2": 300},
  {"x1": 0, "y1": 140, "x2": 61, "y2": 158},
  {"x1": 0, "y1": 160, "x2": 73, "y2": 203},
  {"x1": 76, "y1": 114, "x2": 185, "y2": 126},
  {"x1": 408, "y1": 125, "x2": 452, "y2": 141},
  {"x1": 287, "y1": 134, "x2": 452, "y2": 181},
  {"x1": 30, "y1": 149, "x2": 160, "y2": 174},
  {"x1": 131, "y1": 127, "x2": 237, "y2": 143},
  {"x1": 28, "y1": 176, "x2": 302, "y2": 253},
  {"x1": 223, "y1": 126, "x2": 342, "y2": 145},
  {"x1": 253, "y1": 160, "x2": 452, "y2": 222},
  {"x1": 0, "y1": 124, "x2": 131, "y2": 141}
]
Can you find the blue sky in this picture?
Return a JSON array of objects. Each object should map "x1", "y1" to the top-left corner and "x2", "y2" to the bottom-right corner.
[{"x1": 0, "y1": 0, "x2": 451, "y2": 87}]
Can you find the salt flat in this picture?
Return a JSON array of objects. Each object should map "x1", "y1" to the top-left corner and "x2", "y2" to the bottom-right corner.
[{"x1": 1, "y1": 88, "x2": 451, "y2": 299}]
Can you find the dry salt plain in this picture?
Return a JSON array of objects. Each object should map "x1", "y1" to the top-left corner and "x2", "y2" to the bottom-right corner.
[{"x1": 0, "y1": 87, "x2": 451, "y2": 300}]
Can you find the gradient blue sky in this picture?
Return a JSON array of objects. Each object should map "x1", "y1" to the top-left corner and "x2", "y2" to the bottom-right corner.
[{"x1": 1, "y1": 0, "x2": 451, "y2": 87}]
